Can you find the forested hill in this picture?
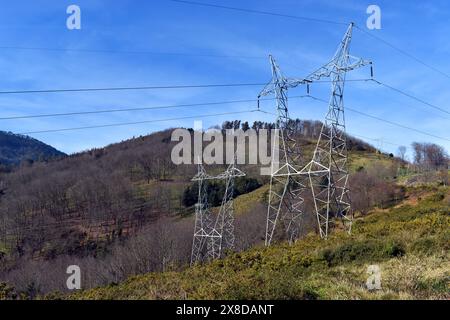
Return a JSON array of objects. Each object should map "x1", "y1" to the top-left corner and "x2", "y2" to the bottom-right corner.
[
  {"x1": 0, "y1": 131, "x2": 65, "y2": 166},
  {"x1": 0, "y1": 119, "x2": 395, "y2": 297}
]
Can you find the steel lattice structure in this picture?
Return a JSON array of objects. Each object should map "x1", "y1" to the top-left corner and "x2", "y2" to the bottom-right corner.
[
  {"x1": 214, "y1": 160, "x2": 245, "y2": 255},
  {"x1": 190, "y1": 158, "x2": 245, "y2": 265},
  {"x1": 190, "y1": 162, "x2": 215, "y2": 265},
  {"x1": 260, "y1": 23, "x2": 371, "y2": 244},
  {"x1": 297, "y1": 23, "x2": 371, "y2": 239},
  {"x1": 258, "y1": 56, "x2": 305, "y2": 246}
]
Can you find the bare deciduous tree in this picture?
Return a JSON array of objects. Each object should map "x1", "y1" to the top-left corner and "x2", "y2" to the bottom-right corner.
[
  {"x1": 412, "y1": 142, "x2": 448, "y2": 171},
  {"x1": 397, "y1": 146, "x2": 407, "y2": 163}
]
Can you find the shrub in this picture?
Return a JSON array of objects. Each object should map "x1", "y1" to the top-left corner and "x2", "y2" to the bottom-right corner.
[
  {"x1": 318, "y1": 239, "x2": 408, "y2": 267},
  {"x1": 0, "y1": 282, "x2": 17, "y2": 300},
  {"x1": 318, "y1": 241, "x2": 383, "y2": 266},
  {"x1": 384, "y1": 241, "x2": 406, "y2": 258},
  {"x1": 411, "y1": 237, "x2": 436, "y2": 255},
  {"x1": 424, "y1": 192, "x2": 446, "y2": 202}
]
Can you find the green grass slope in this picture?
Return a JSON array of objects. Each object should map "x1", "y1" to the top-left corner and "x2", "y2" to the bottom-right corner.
[{"x1": 69, "y1": 186, "x2": 449, "y2": 300}]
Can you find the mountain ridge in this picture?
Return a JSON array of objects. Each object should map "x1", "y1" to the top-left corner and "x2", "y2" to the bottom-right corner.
[{"x1": 0, "y1": 131, "x2": 66, "y2": 166}]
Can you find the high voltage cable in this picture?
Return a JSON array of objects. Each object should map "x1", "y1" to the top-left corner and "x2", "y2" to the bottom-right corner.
[
  {"x1": 354, "y1": 26, "x2": 450, "y2": 80},
  {"x1": 2, "y1": 79, "x2": 448, "y2": 142},
  {"x1": 18, "y1": 110, "x2": 259, "y2": 135},
  {"x1": 171, "y1": 0, "x2": 450, "y2": 81},
  {"x1": 0, "y1": 83, "x2": 266, "y2": 95},
  {"x1": 0, "y1": 95, "x2": 311, "y2": 120},
  {"x1": 347, "y1": 106, "x2": 450, "y2": 142},
  {"x1": 350, "y1": 133, "x2": 402, "y2": 147},
  {"x1": 309, "y1": 96, "x2": 450, "y2": 142},
  {"x1": 1, "y1": 78, "x2": 448, "y2": 122},
  {"x1": 17, "y1": 105, "x2": 405, "y2": 149},
  {"x1": 170, "y1": 0, "x2": 348, "y2": 25},
  {"x1": 0, "y1": 4, "x2": 446, "y2": 89},
  {"x1": 0, "y1": 79, "x2": 370, "y2": 95},
  {"x1": 15, "y1": 98, "x2": 449, "y2": 145},
  {"x1": 371, "y1": 79, "x2": 450, "y2": 116},
  {"x1": 0, "y1": 46, "x2": 266, "y2": 60},
  {"x1": 257, "y1": 108, "x2": 403, "y2": 148}
]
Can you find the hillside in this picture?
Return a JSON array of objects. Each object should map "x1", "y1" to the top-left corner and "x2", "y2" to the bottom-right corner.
[
  {"x1": 0, "y1": 120, "x2": 380, "y2": 260},
  {"x1": 0, "y1": 120, "x2": 408, "y2": 297},
  {"x1": 0, "y1": 131, "x2": 65, "y2": 166},
  {"x1": 69, "y1": 186, "x2": 450, "y2": 300}
]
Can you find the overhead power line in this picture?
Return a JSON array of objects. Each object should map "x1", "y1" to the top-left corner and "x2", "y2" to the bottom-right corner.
[
  {"x1": 309, "y1": 96, "x2": 450, "y2": 143},
  {"x1": 171, "y1": 1, "x2": 450, "y2": 82},
  {"x1": 0, "y1": 95, "x2": 310, "y2": 120},
  {"x1": 371, "y1": 79, "x2": 450, "y2": 116},
  {"x1": 16, "y1": 105, "x2": 405, "y2": 150},
  {"x1": 0, "y1": 46, "x2": 266, "y2": 60},
  {"x1": 18, "y1": 110, "x2": 258, "y2": 135},
  {"x1": 261, "y1": 94, "x2": 450, "y2": 143},
  {"x1": 258, "y1": 108, "x2": 404, "y2": 148},
  {"x1": 0, "y1": 83, "x2": 266, "y2": 95},
  {"x1": 14, "y1": 96, "x2": 448, "y2": 146},
  {"x1": 170, "y1": 0, "x2": 348, "y2": 25},
  {"x1": 350, "y1": 133, "x2": 402, "y2": 147},
  {"x1": 347, "y1": 106, "x2": 450, "y2": 142},
  {"x1": 0, "y1": 79, "x2": 370, "y2": 95},
  {"x1": 354, "y1": 26, "x2": 450, "y2": 81}
]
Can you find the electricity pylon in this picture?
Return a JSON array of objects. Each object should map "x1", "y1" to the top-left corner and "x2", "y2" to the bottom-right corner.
[
  {"x1": 297, "y1": 23, "x2": 371, "y2": 239},
  {"x1": 190, "y1": 157, "x2": 245, "y2": 265},
  {"x1": 258, "y1": 56, "x2": 306, "y2": 246},
  {"x1": 208, "y1": 159, "x2": 245, "y2": 260},
  {"x1": 190, "y1": 162, "x2": 215, "y2": 265},
  {"x1": 259, "y1": 23, "x2": 371, "y2": 245}
]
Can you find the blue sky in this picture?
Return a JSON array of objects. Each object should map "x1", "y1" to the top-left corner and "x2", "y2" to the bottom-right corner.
[{"x1": 0, "y1": 0, "x2": 449, "y2": 159}]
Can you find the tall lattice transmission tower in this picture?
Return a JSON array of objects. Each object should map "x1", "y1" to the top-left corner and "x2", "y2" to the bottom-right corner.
[
  {"x1": 258, "y1": 55, "x2": 306, "y2": 246},
  {"x1": 190, "y1": 157, "x2": 245, "y2": 265},
  {"x1": 298, "y1": 23, "x2": 371, "y2": 239},
  {"x1": 260, "y1": 23, "x2": 372, "y2": 245}
]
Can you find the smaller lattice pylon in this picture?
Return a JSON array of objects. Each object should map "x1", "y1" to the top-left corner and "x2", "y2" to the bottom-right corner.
[
  {"x1": 190, "y1": 157, "x2": 245, "y2": 265},
  {"x1": 190, "y1": 162, "x2": 214, "y2": 265},
  {"x1": 212, "y1": 159, "x2": 245, "y2": 259}
]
